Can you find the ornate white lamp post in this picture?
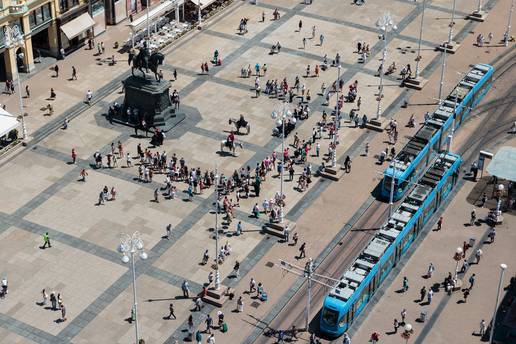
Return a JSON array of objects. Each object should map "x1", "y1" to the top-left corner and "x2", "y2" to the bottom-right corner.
[
  {"x1": 490, "y1": 264, "x2": 507, "y2": 343},
  {"x1": 118, "y1": 232, "x2": 148, "y2": 344},
  {"x1": 4, "y1": 25, "x2": 27, "y2": 141}
]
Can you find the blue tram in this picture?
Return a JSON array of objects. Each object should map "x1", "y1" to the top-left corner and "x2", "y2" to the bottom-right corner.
[
  {"x1": 380, "y1": 63, "x2": 493, "y2": 201},
  {"x1": 320, "y1": 152, "x2": 462, "y2": 337}
]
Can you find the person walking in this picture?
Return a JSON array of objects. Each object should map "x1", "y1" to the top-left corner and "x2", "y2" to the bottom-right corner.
[
  {"x1": 298, "y1": 19, "x2": 303, "y2": 32},
  {"x1": 249, "y1": 278, "x2": 256, "y2": 293},
  {"x1": 475, "y1": 248, "x2": 483, "y2": 264},
  {"x1": 463, "y1": 288, "x2": 470, "y2": 303},
  {"x1": 479, "y1": 319, "x2": 486, "y2": 336},
  {"x1": 468, "y1": 274, "x2": 476, "y2": 290},
  {"x1": 42, "y1": 232, "x2": 51, "y2": 248},
  {"x1": 437, "y1": 216, "x2": 443, "y2": 230},
  {"x1": 488, "y1": 227, "x2": 496, "y2": 243},
  {"x1": 236, "y1": 295, "x2": 244, "y2": 312},
  {"x1": 165, "y1": 224, "x2": 172, "y2": 239},
  {"x1": 41, "y1": 289, "x2": 48, "y2": 306},
  {"x1": 86, "y1": 89, "x2": 93, "y2": 105},
  {"x1": 470, "y1": 209, "x2": 476, "y2": 226},
  {"x1": 71, "y1": 66, "x2": 77, "y2": 80},
  {"x1": 195, "y1": 330, "x2": 203, "y2": 344},
  {"x1": 182, "y1": 280, "x2": 190, "y2": 298},
  {"x1": 25, "y1": 85, "x2": 30, "y2": 98},
  {"x1": 393, "y1": 318, "x2": 399, "y2": 333},
  {"x1": 319, "y1": 33, "x2": 325, "y2": 46},
  {"x1": 370, "y1": 332, "x2": 380, "y2": 344},
  {"x1": 205, "y1": 314, "x2": 213, "y2": 334},
  {"x1": 71, "y1": 148, "x2": 77, "y2": 164},
  {"x1": 427, "y1": 288, "x2": 433, "y2": 304},
  {"x1": 60, "y1": 303, "x2": 67, "y2": 322},
  {"x1": 427, "y1": 262, "x2": 435, "y2": 278},
  {"x1": 233, "y1": 261, "x2": 240, "y2": 278},
  {"x1": 342, "y1": 332, "x2": 351, "y2": 344},
  {"x1": 298, "y1": 242, "x2": 306, "y2": 259},
  {"x1": 167, "y1": 303, "x2": 176, "y2": 319},
  {"x1": 480, "y1": 193, "x2": 487, "y2": 207},
  {"x1": 419, "y1": 286, "x2": 427, "y2": 302},
  {"x1": 402, "y1": 276, "x2": 409, "y2": 292},
  {"x1": 50, "y1": 291, "x2": 57, "y2": 310},
  {"x1": 400, "y1": 308, "x2": 407, "y2": 324},
  {"x1": 194, "y1": 297, "x2": 203, "y2": 311},
  {"x1": 302, "y1": 37, "x2": 307, "y2": 49},
  {"x1": 154, "y1": 188, "x2": 159, "y2": 203},
  {"x1": 54, "y1": 64, "x2": 59, "y2": 77}
]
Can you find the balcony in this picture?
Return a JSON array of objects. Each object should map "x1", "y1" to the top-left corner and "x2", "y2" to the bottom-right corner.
[{"x1": 9, "y1": 0, "x2": 28, "y2": 15}]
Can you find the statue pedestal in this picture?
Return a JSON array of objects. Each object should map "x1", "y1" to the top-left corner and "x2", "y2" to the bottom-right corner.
[{"x1": 116, "y1": 75, "x2": 183, "y2": 132}]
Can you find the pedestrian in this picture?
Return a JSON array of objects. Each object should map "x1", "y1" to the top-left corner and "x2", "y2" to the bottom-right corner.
[
  {"x1": 54, "y1": 64, "x2": 59, "y2": 77},
  {"x1": 298, "y1": 242, "x2": 306, "y2": 259},
  {"x1": 236, "y1": 295, "x2": 244, "y2": 312},
  {"x1": 311, "y1": 25, "x2": 316, "y2": 38},
  {"x1": 71, "y1": 148, "x2": 77, "y2": 164},
  {"x1": 173, "y1": 69, "x2": 177, "y2": 81},
  {"x1": 249, "y1": 278, "x2": 256, "y2": 293},
  {"x1": 166, "y1": 224, "x2": 172, "y2": 239},
  {"x1": 420, "y1": 286, "x2": 427, "y2": 302},
  {"x1": 25, "y1": 85, "x2": 30, "y2": 98},
  {"x1": 50, "y1": 291, "x2": 57, "y2": 310},
  {"x1": 167, "y1": 302, "x2": 176, "y2": 319},
  {"x1": 86, "y1": 89, "x2": 93, "y2": 105},
  {"x1": 290, "y1": 325, "x2": 298, "y2": 340},
  {"x1": 342, "y1": 332, "x2": 351, "y2": 344},
  {"x1": 468, "y1": 273, "x2": 476, "y2": 290},
  {"x1": 479, "y1": 319, "x2": 486, "y2": 336},
  {"x1": 427, "y1": 262, "x2": 435, "y2": 278},
  {"x1": 319, "y1": 33, "x2": 324, "y2": 46},
  {"x1": 463, "y1": 288, "x2": 470, "y2": 303},
  {"x1": 393, "y1": 318, "x2": 399, "y2": 333},
  {"x1": 194, "y1": 297, "x2": 203, "y2": 311},
  {"x1": 488, "y1": 227, "x2": 496, "y2": 243},
  {"x1": 0, "y1": 277, "x2": 7, "y2": 298},
  {"x1": 292, "y1": 232, "x2": 299, "y2": 245},
  {"x1": 50, "y1": 88, "x2": 56, "y2": 99},
  {"x1": 470, "y1": 209, "x2": 476, "y2": 226},
  {"x1": 437, "y1": 216, "x2": 443, "y2": 230},
  {"x1": 205, "y1": 314, "x2": 213, "y2": 334},
  {"x1": 41, "y1": 289, "x2": 48, "y2": 305},
  {"x1": 402, "y1": 276, "x2": 409, "y2": 291},
  {"x1": 284, "y1": 225, "x2": 290, "y2": 243},
  {"x1": 298, "y1": 19, "x2": 303, "y2": 32},
  {"x1": 60, "y1": 303, "x2": 67, "y2": 322},
  {"x1": 207, "y1": 334, "x2": 215, "y2": 344},
  {"x1": 480, "y1": 192, "x2": 487, "y2": 207},
  {"x1": 154, "y1": 187, "x2": 159, "y2": 203},
  {"x1": 400, "y1": 308, "x2": 407, "y2": 324},
  {"x1": 475, "y1": 248, "x2": 483, "y2": 264},
  {"x1": 80, "y1": 168, "x2": 88, "y2": 182},
  {"x1": 427, "y1": 288, "x2": 433, "y2": 304},
  {"x1": 233, "y1": 260, "x2": 240, "y2": 278},
  {"x1": 302, "y1": 37, "x2": 307, "y2": 49},
  {"x1": 42, "y1": 232, "x2": 51, "y2": 248},
  {"x1": 370, "y1": 331, "x2": 380, "y2": 344},
  {"x1": 357, "y1": 96, "x2": 361, "y2": 111},
  {"x1": 195, "y1": 329, "x2": 203, "y2": 344},
  {"x1": 261, "y1": 11, "x2": 265, "y2": 22},
  {"x1": 182, "y1": 280, "x2": 190, "y2": 298},
  {"x1": 71, "y1": 66, "x2": 77, "y2": 80}
]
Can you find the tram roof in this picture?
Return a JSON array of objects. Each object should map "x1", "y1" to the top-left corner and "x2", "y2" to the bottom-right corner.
[{"x1": 487, "y1": 146, "x2": 516, "y2": 182}]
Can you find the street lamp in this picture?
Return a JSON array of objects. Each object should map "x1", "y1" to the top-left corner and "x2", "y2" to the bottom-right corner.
[
  {"x1": 198, "y1": 0, "x2": 202, "y2": 29},
  {"x1": 4, "y1": 25, "x2": 27, "y2": 141},
  {"x1": 118, "y1": 232, "x2": 148, "y2": 344},
  {"x1": 271, "y1": 102, "x2": 294, "y2": 224},
  {"x1": 441, "y1": 0, "x2": 458, "y2": 51},
  {"x1": 415, "y1": 0, "x2": 427, "y2": 80},
  {"x1": 213, "y1": 169, "x2": 221, "y2": 290},
  {"x1": 504, "y1": 0, "x2": 514, "y2": 47},
  {"x1": 332, "y1": 65, "x2": 342, "y2": 167},
  {"x1": 374, "y1": 13, "x2": 397, "y2": 120},
  {"x1": 490, "y1": 263, "x2": 507, "y2": 343}
]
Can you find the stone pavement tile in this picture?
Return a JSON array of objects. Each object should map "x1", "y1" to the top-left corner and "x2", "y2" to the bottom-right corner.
[
  {"x1": 165, "y1": 32, "x2": 243, "y2": 74},
  {"x1": 258, "y1": 0, "x2": 299, "y2": 10},
  {"x1": 38, "y1": 105, "x2": 122, "y2": 160},
  {"x1": 400, "y1": 7, "x2": 470, "y2": 46},
  {"x1": 261, "y1": 14, "x2": 380, "y2": 63},
  {"x1": 72, "y1": 275, "x2": 192, "y2": 344},
  {"x1": 432, "y1": 0, "x2": 480, "y2": 14},
  {"x1": 209, "y1": 3, "x2": 287, "y2": 39},
  {"x1": 0, "y1": 226, "x2": 125, "y2": 336},
  {"x1": 0, "y1": 151, "x2": 75, "y2": 215},
  {"x1": 302, "y1": 0, "x2": 414, "y2": 28},
  {"x1": 0, "y1": 327, "x2": 37, "y2": 344},
  {"x1": 183, "y1": 78, "x2": 280, "y2": 147},
  {"x1": 23, "y1": 169, "x2": 196, "y2": 252},
  {"x1": 153, "y1": 211, "x2": 263, "y2": 286}
]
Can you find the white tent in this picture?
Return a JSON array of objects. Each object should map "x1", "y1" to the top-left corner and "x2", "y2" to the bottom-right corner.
[{"x1": 0, "y1": 107, "x2": 20, "y2": 138}]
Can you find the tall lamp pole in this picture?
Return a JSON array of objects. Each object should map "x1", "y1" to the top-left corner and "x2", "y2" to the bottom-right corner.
[
  {"x1": 4, "y1": 25, "x2": 27, "y2": 141},
  {"x1": 374, "y1": 13, "x2": 397, "y2": 120},
  {"x1": 198, "y1": 0, "x2": 202, "y2": 28},
  {"x1": 118, "y1": 232, "x2": 148, "y2": 344},
  {"x1": 271, "y1": 102, "x2": 294, "y2": 224},
  {"x1": 415, "y1": 0, "x2": 427, "y2": 80},
  {"x1": 490, "y1": 263, "x2": 507, "y2": 343},
  {"x1": 214, "y1": 169, "x2": 221, "y2": 290},
  {"x1": 332, "y1": 65, "x2": 341, "y2": 167},
  {"x1": 388, "y1": 160, "x2": 398, "y2": 217},
  {"x1": 447, "y1": 0, "x2": 458, "y2": 47},
  {"x1": 505, "y1": 0, "x2": 514, "y2": 47}
]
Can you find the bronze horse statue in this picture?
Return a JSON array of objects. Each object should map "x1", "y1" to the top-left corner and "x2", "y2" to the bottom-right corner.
[{"x1": 131, "y1": 44, "x2": 165, "y2": 81}]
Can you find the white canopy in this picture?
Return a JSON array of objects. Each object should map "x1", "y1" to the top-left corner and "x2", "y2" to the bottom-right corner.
[
  {"x1": 128, "y1": 1, "x2": 176, "y2": 32},
  {"x1": 487, "y1": 146, "x2": 516, "y2": 182},
  {"x1": 60, "y1": 13, "x2": 95, "y2": 40},
  {"x1": 0, "y1": 108, "x2": 20, "y2": 138},
  {"x1": 189, "y1": 0, "x2": 216, "y2": 10}
]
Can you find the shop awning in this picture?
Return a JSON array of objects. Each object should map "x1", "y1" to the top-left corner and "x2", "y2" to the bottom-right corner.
[
  {"x1": 189, "y1": 0, "x2": 216, "y2": 10},
  {"x1": 128, "y1": 1, "x2": 176, "y2": 32},
  {"x1": 60, "y1": 13, "x2": 95, "y2": 40},
  {"x1": 487, "y1": 146, "x2": 516, "y2": 182},
  {"x1": 0, "y1": 108, "x2": 20, "y2": 138}
]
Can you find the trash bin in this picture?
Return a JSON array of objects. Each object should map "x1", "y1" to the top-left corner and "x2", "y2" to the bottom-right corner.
[{"x1": 469, "y1": 237, "x2": 476, "y2": 248}]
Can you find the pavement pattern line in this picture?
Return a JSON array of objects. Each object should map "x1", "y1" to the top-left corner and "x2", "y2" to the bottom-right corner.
[{"x1": 0, "y1": 313, "x2": 67, "y2": 344}]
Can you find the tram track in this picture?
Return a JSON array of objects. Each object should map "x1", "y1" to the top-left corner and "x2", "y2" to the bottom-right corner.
[{"x1": 252, "y1": 50, "x2": 516, "y2": 343}]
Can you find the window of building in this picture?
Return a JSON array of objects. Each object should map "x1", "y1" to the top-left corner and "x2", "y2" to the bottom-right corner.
[
  {"x1": 91, "y1": 0, "x2": 104, "y2": 15},
  {"x1": 29, "y1": 4, "x2": 53, "y2": 30}
]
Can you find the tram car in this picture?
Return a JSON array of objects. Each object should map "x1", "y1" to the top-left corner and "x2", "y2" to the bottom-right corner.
[
  {"x1": 381, "y1": 63, "x2": 493, "y2": 201},
  {"x1": 320, "y1": 152, "x2": 462, "y2": 337}
]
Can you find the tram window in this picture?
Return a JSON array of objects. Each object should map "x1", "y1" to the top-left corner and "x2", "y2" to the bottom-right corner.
[{"x1": 322, "y1": 308, "x2": 339, "y2": 327}]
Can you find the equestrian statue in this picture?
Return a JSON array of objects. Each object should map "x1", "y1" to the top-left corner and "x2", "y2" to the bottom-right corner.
[{"x1": 130, "y1": 42, "x2": 165, "y2": 81}]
